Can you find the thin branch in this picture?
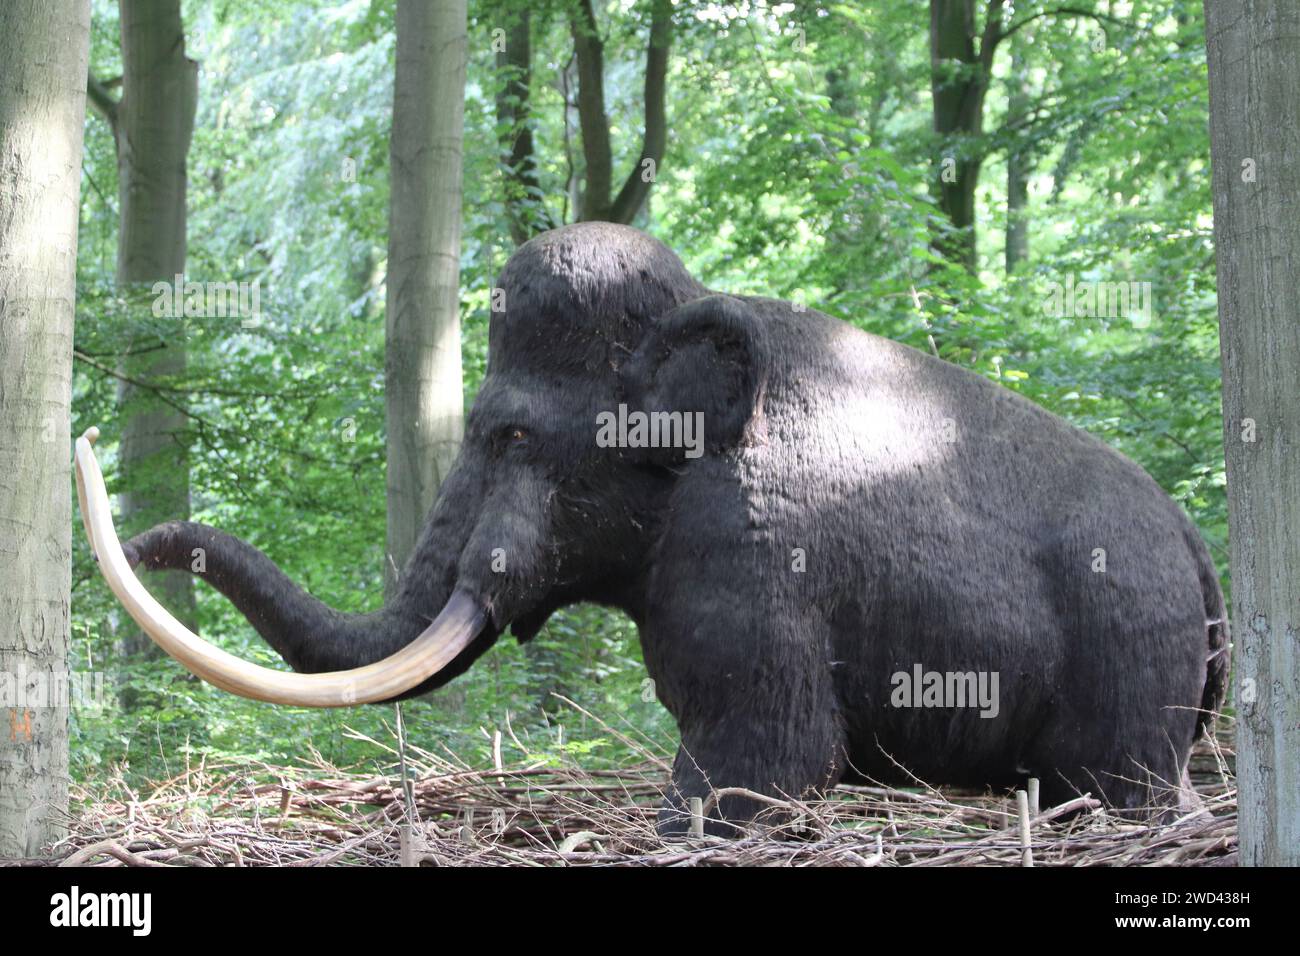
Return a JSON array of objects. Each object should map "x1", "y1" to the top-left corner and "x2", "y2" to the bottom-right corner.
[
  {"x1": 74, "y1": 342, "x2": 170, "y2": 359},
  {"x1": 74, "y1": 348, "x2": 320, "y2": 401},
  {"x1": 998, "y1": 6, "x2": 1129, "y2": 47},
  {"x1": 79, "y1": 163, "x2": 117, "y2": 217},
  {"x1": 1115, "y1": 394, "x2": 1200, "y2": 464},
  {"x1": 86, "y1": 72, "x2": 119, "y2": 132},
  {"x1": 978, "y1": 0, "x2": 1008, "y2": 71},
  {"x1": 72, "y1": 349, "x2": 340, "y2": 466}
]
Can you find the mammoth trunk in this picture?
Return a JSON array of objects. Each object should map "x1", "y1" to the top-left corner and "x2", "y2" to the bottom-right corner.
[
  {"x1": 121, "y1": 511, "x2": 475, "y2": 689},
  {"x1": 69, "y1": 423, "x2": 512, "y2": 705}
]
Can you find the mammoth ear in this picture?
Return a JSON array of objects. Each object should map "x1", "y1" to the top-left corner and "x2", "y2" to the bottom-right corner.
[{"x1": 619, "y1": 294, "x2": 768, "y2": 461}]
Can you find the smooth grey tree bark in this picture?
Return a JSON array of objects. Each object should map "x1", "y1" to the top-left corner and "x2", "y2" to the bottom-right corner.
[
  {"x1": 1205, "y1": 0, "x2": 1300, "y2": 866},
  {"x1": 0, "y1": 0, "x2": 91, "y2": 858},
  {"x1": 88, "y1": 0, "x2": 200, "y2": 665},
  {"x1": 385, "y1": 0, "x2": 468, "y2": 595}
]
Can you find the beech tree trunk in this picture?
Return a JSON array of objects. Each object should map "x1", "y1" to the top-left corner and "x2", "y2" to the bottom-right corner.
[
  {"x1": 0, "y1": 0, "x2": 90, "y2": 858},
  {"x1": 114, "y1": 0, "x2": 200, "y2": 660},
  {"x1": 496, "y1": 8, "x2": 552, "y2": 245},
  {"x1": 385, "y1": 0, "x2": 468, "y2": 595},
  {"x1": 929, "y1": 0, "x2": 1004, "y2": 272},
  {"x1": 1206, "y1": 0, "x2": 1300, "y2": 867}
]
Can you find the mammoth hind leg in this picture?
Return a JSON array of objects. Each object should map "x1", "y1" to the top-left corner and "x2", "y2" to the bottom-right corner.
[{"x1": 1029, "y1": 718, "x2": 1193, "y2": 821}]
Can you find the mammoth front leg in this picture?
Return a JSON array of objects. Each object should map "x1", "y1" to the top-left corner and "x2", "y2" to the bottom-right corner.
[
  {"x1": 657, "y1": 705, "x2": 847, "y2": 837},
  {"x1": 643, "y1": 534, "x2": 847, "y2": 836},
  {"x1": 652, "y1": 651, "x2": 848, "y2": 837}
]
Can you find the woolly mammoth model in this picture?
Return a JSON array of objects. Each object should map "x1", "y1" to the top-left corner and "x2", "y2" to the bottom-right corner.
[{"x1": 76, "y1": 222, "x2": 1228, "y2": 834}]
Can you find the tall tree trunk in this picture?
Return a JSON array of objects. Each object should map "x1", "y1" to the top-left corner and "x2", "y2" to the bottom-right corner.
[
  {"x1": 569, "y1": 0, "x2": 672, "y2": 225},
  {"x1": 496, "y1": 8, "x2": 552, "y2": 245},
  {"x1": 1206, "y1": 0, "x2": 1300, "y2": 867},
  {"x1": 114, "y1": 0, "x2": 199, "y2": 665},
  {"x1": 385, "y1": 0, "x2": 467, "y2": 596},
  {"x1": 1004, "y1": 34, "x2": 1030, "y2": 273},
  {"x1": 561, "y1": 55, "x2": 582, "y2": 222},
  {"x1": 570, "y1": 0, "x2": 612, "y2": 222},
  {"x1": 0, "y1": 0, "x2": 90, "y2": 859},
  {"x1": 929, "y1": 0, "x2": 1004, "y2": 272}
]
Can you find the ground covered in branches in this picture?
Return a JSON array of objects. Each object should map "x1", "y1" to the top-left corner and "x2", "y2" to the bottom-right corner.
[{"x1": 13, "y1": 721, "x2": 1236, "y2": 868}]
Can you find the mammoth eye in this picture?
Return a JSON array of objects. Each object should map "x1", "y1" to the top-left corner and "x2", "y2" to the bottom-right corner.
[{"x1": 508, "y1": 427, "x2": 528, "y2": 442}]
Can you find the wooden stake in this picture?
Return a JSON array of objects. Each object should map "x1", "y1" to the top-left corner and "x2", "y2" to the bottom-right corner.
[
  {"x1": 399, "y1": 824, "x2": 417, "y2": 867},
  {"x1": 1027, "y1": 777, "x2": 1040, "y2": 817},
  {"x1": 688, "y1": 797, "x2": 705, "y2": 837},
  {"x1": 1017, "y1": 790, "x2": 1033, "y2": 867}
]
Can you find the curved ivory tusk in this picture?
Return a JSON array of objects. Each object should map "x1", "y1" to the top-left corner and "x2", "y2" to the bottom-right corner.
[{"x1": 74, "y1": 427, "x2": 485, "y2": 707}]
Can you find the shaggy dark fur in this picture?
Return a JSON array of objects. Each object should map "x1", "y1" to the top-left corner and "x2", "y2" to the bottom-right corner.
[{"x1": 124, "y1": 222, "x2": 1229, "y2": 835}]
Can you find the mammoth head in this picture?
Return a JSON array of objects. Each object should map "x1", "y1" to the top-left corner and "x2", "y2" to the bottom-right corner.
[
  {"x1": 490, "y1": 221, "x2": 706, "y2": 377},
  {"x1": 76, "y1": 223, "x2": 771, "y2": 707}
]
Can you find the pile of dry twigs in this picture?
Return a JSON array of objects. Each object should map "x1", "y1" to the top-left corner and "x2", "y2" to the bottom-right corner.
[{"x1": 12, "y1": 713, "x2": 1237, "y2": 867}]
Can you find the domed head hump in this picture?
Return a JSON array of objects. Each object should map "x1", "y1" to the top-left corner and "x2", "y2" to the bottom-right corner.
[{"x1": 490, "y1": 222, "x2": 706, "y2": 376}]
